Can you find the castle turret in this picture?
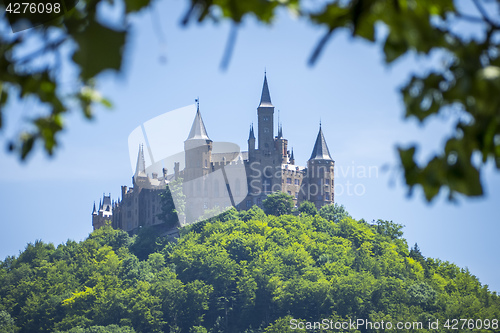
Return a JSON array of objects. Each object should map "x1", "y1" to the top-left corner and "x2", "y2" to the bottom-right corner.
[
  {"x1": 290, "y1": 148, "x2": 295, "y2": 165},
  {"x1": 305, "y1": 124, "x2": 335, "y2": 208},
  {"x1": 184, "y1": 101, "x2": 213, "y2": 182},
  {"x1": 257, "y1": 73, "x2": 274, "y2": 154},
  {"x1": 275, "y1": 123, "x2": 288, "y2": 163},
  {"x1": 93, "y1": 194, "x2": 113, "y2": 230},
  {"x1": 248, "y1": 124, "x2": 256, "y2": 157}
]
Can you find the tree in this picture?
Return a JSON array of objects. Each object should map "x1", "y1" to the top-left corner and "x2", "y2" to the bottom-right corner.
[
  {"x1": 129, "y1": 226, "x2": 169, "y2": 261},
  {"x1": 375, "y1": 219, "x2": 404, "y2": 240},
  {"x1": 319, "y1": 203, "x2": 350, "y2": 222},
  {"x1": 54, "y1": 325, "x2": 137, "y2": 333},
  {"x1": 407, "y1": 282, "x2": 437, "y2": 310},
  {"x1": 1, "y1": 0, "x2": 499, "y2": 201},
  {"x1": 1, "y1": 206, "x2": 500, "y2": 332},
  {"x1": 262, "y1": 192, "x2": 294, "y2": 216},
  {"x1": 298, "y1": 201, "x2": 317, "y2": 216},
  {"x1": 0, "y1": 310, "x2": 17, "y2": 333},
  {"x1": 158, "y1": 178, "x2": 185, "y2": 229}
]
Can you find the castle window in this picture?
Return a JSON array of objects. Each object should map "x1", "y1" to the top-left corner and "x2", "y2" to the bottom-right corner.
[
  {"x1": 246, "y1": 200, "x2": 252, "y2": 208},
  {"x1": 287, "y1": 191, "x2": 291, "y2": 195},
  {"x1": 326, "y1": 192, "x2": 330, "y2": 201},
  {"x1": 205, "y1": 160, "x2": 208, "y2": 167},
  {"x1": 295, "y1": 192, "x2": 298, "y2": 199},
  {"x1": 263, "y1": 116, "x2": 269, "y2": 121},
  {"x1": 286, "y1": 178, "x2": 292, "y2": 184},
  {"x1": 264, "y1": 128, "x2": 269, "y2": 133},
  {"x1": 332, "y1": 179, "x2": 334, "y2": 186}
]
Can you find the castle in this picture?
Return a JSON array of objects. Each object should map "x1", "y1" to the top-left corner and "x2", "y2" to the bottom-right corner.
[{"x1": 92, "y1": 74, "x2": 335, "y2": 233}]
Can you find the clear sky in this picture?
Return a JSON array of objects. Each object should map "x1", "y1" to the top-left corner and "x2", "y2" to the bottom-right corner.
[{"x1": 1, "y1": 0, "x2": 499, "y2": 291}]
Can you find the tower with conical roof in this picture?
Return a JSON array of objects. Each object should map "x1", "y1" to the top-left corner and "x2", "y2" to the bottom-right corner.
[
  {"x1": 257, "y1": 73, "x2": 274, "y2": 153},
  {"x1": 184, "y1": 101, "x2": 213, "y2": 182},
  {"x1": 248, "y1": 124, "x2": 256, "y2": 158},
  {"x1": 303, "y1": 123, "x2": 335, "y2": 208}
]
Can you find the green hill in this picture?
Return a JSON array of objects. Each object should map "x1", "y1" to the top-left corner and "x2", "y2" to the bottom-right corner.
[{"x1": 1, "y1": 205, "x2": 498, "y2": 333}]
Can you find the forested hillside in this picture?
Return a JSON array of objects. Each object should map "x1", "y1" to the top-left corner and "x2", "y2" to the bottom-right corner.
[{"x1": 1, "y1": 205, "x2": 499, "y2": 333}]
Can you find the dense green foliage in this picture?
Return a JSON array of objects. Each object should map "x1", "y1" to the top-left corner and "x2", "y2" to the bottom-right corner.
[
  {"x1": 157, "y1": 179, "x2": 186, "y2": 229},
  {"x1": 262, "y1": 192, "x2": 294, "y2": 216},
  {"x1": 298, "y1": 201, "x2": 318, "y2": 216},
  {"x1": 1, "y1": 205, "x2": 499, "y2": 333}
]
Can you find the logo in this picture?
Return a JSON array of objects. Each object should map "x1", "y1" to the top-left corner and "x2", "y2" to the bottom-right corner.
[{"x1": 128, "y1": 104, "x2": 248, "y2": 226}]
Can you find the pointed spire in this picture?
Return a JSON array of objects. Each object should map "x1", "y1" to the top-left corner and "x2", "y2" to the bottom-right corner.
[
  {"x1": 259, "y1": 72, "x2": 273, "y2": 107},
  {"x1": 248, "y1": 124, "x2": 255, "y2": 140},
  {"x1": 99, "y1": 198, "x2": 102, "y2": 210},
  {"x1": 291, "y1": 148, "x2": 294, "y2": 160},
  {"x1": 309, "y1": 124, "x2": 333, "y2": 161},
  {"x1": 92, "y1": 202, "x2": 97, "y2": 215},
  {"x1": 135, "y1": 144, "x2": 146, "y2": 177},
  {"x1": 186, "y1": 102, "x2": 211, "y2": 141}
]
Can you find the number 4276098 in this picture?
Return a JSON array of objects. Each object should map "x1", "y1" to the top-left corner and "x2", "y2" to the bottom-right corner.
[
  {"x1": 443, "y1": 318, "x2": 498, "y2": 330},
  {"x1": 5, "y1": 2, "x2": 61, "y2": 14}
]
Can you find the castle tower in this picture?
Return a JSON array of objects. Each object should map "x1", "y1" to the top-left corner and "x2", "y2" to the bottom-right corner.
[
  {"x1": 305, "y1": 124, "x2": 335, "y2": 208},
  {"x1": 257, "y1": 73, "x2": 274, "y2": 154},
  {"x1": 92, "y1": 194, "x2": 113, "y2": 230},
  {"x1": 184, "y1": 102, "x2": 213, "y2": 182},
  {"x1": 275, "y1": 123, "x2": 288, "y2": 164},
  {"x1": 248, "y1": 124, "x2": 256, "y2": 158}
]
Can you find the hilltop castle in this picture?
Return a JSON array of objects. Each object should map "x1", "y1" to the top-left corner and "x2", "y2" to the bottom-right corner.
[{"x1": 92, "y1": 74, "x2": 335, "y2": 233}]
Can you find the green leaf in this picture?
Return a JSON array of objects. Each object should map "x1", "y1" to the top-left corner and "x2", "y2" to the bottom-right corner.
[
  {"x1": 21, "y1": 134, "x2": 35, "y2": 160},
  {"x1": 124, "y1": 0, "x2": 151, "y2": 13},
  {"x1": 72, "y1": 21, "x2": 127, "y2": 80}
]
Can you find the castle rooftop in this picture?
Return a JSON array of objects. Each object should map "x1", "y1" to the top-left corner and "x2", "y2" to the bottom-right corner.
[{"x1": 309, "y1": 125, "x2": 333, "y2": 161}]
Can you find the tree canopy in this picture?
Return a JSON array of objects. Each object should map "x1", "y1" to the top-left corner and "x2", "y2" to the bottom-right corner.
[
  {"x1": 0, "y1": 0, "x2": 499, "y2": 201},
  {"x1": 262, "y1": 192, "x2": 294, "y2": 216},
  {"x1": 1, "y1": 205, "x2": 499, "y2": 332}
]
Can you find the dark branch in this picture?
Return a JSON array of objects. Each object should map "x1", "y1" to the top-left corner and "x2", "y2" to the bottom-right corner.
[
  {"x1": 455, "y1": 12, "x2": 487, "y2": 24},
  {"x1": 17, "y1": 37, "x2": 67, "y2": 65},
  {"x1": 471, "y1": 0, "x2": 499, "y2": 28},
  {"x1": 308, "y1": 28, "x2": 334, "y2": 66},
  {"x1": 220, "y1": 23, "x2": 238, "y2": 71}
]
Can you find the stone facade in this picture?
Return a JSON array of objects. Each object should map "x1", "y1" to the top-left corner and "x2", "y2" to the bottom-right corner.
[{"x1": 92, "y1": 74, "x2": 335, "y2": 233}]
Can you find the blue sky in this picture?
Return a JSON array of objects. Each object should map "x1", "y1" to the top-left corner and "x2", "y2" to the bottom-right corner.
[{"x1": 1, "y1": 0, "x2": 499, "y2": 291}]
